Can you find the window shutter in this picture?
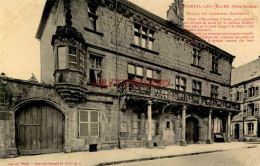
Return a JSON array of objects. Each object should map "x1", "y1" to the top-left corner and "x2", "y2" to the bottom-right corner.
[
  {"x1": 255, "y1": 103, "x2": 259, "y2": 117},
  {"x1": 244, "y1": 123, "x2": 247, "y2": 136},
  {"x1": 244, "y1": 89, "x2": 248, "y2": 98},
  {"x1": 256, "y1": 87, "x2": 259, "y2": 96}
]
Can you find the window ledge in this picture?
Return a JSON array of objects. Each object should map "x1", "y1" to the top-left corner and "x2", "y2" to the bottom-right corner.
[
  {"x1": 190, "y1": 64, "x2": 205, "y2": 70},
  {"x1": 84, "y1": 27, "x2": 104, "y2": 36},
  {"x1": 210, "y1": 70, "x2": 221, "y2": 76},
  {"x1": 131, "y1": 44, "x2": 159, "y2": 55}
]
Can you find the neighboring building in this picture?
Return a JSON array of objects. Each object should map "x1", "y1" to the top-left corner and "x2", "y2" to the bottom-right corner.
[
  {"x1": 0, "y1": 0, "x2": 240, "y2": 158},
  {"x1": 231, "y1": 57, "x2": 260, "y2": 141}
]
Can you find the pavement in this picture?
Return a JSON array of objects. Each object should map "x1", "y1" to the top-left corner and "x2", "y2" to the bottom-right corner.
[{"x1": 0, "y1": 142, "x2": 257, "y2": 166}]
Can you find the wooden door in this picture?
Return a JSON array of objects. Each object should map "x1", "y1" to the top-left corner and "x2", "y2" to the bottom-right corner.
[
  {"x1": 16, "y1": 103, "x2": 64, "y2": 155},
  {"x1": 16, "y1": 104, "x2": 41, "y2": 154},
  {"x1": 186, "y1": 117, "x2": 199, "y2": 144}
]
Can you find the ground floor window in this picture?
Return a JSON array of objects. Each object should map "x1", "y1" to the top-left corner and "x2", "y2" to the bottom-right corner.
[
  {"x1": 79, "y1": 110, "x2": 99, "y2": 137},
  {"x1": 248, "y1": 123, "x2": 254, "y2": 135}
]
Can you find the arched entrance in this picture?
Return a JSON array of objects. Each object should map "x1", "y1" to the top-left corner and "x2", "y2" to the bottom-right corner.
[
  {"x1": 186, "y1": 117, "x2": 199, "y2": 144},
  {"x1": 15, "y1": 102, "x2": 64, "y2": 155}
]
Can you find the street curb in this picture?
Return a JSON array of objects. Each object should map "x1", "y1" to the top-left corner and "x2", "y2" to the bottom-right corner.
[{"x1": 96, "y1": 149, "x2": 227, "y2": 166}]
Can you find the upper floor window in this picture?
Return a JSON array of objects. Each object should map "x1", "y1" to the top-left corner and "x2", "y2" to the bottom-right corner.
[
  {"x1": 134, "y1": 24, "x2": 155, "y2": 50},
  {"x1": 69, "y1": 46, "x2": 77, "y2": 69},
  {"x1": 212, "y1": 55, "x2": 219, "y2": 73},
  {"x1": 88, "y1": 5, "x2": 98, "y2": 31},
  {"x1": 79, "y1": 110, "x2": 99, "y2": 137},
  {"x1": 192, "y1": 80, "x2": 202, "y2": 95},
  {"x1": 79, "y1": 51, "x2": 85, "y2": 71},
  {"x1": 128, "y1": 64, "x2": 143, "y2": 81},
  {"x1": 236, "y1": 91, "x2": 242, "y2": 101},
  {"x1": 243, "y1": 106, "x2": 247, "y2": 117},
  {"x1": 57, "y1": 46, "x2": 85, "y2": 71},
  {"x1": 192, "y1": 49, "x2": 201, "y2": 66},
  {"x1": 0, "y1": 83, "x2": 5, "y2": 107},
  {"x1": 146, "y1": 68, "x2": 160, "y2": 84},
  {"x1": 58, "y1": 46, "x2": 66, "y2": 69},
  {"x1": 175, "y1": 76, "x2": 186, "y2": 91},
  {"x1": 89, "y1": 55, "x2": 102, "y2": 83},
  {"x1": 211, "y1": 85, "x2": 219, "y2": 98},
  {"x1": 248, "y1": 104, "x2": 254, "y2": 116}
]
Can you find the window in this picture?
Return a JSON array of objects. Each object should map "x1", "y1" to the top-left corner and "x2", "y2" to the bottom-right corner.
[
  {"x1": 58, "y1": 46, "x2": 66, "y2": 69},
  {"x1": 192, "y1": 80, "x2": 202, "y2": 95},
  {"x1": 236, "y1": 92, "x2": 240, "y2": 101},
  {"x1": 248, "y1": 104, "x2": 254, "y2": 116},
  {"x1": 248, "y1": 87, "x2": 255, "y2": 97},
  {"x1": 236, "y1": 91, "x2": 242, "y2": 101},
  {"x1": 166, "y1": 121, "x2": 171, "y2": 129},
  {"x1": 79, "y1": 110, "x2": 99, "y2": 137},
  {"x1": 213, "y1": 118, "x2": 221, "y2": 133},
  {"x1": 134, "y1": 24, "x2": 155, "y2": 50},
  {"x1": 0, "y1": 83, "x2": 5, "y2": 106},
  {"x1": 247, "y1": 123, "x2": 254, "y2": 135},
  {"x1": 243, "y1": 105, "x2": 247, "y2": 117},
  {"x1": 88, "y1": 5, "x2": 98, "y2": 31},
  {"x1": 244, "y1": 89, "x2": 248, "y2": 98},
  {"x1": 128, "y1": 64, "x2": 143, "y2": 81},
  {"x1": 146, "y1": 69, "x2": 160, "y2": 84},
  {"x1": 175, "y1": 76, "x2": 186, "y2": 91},
  {"x1": 212, "y1": 55, "x2": 219, "y2": 73},
  {"x1": 211, "y1": 85, "x2": 219, "y2": 98},
  {"x1": 69, "y1": 46, "x2": 77, "y2": 69},
  {"x1": 192, "y1": 49, "x2": 201, "y2": 66},
  {"x1": 79, "y1": 51, "x2": 85, "y2": 71},
  {"x1": 89, "y1": 55, "x2": 102, "y2": 83}
]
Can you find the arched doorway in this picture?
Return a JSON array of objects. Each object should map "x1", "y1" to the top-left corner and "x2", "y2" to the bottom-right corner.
[
  {"x1": 15, "y1": 102, "x2": 64, "y2": 155},
  {"x1": 186, "y1": 117, "x2": 199, "y2": 144}
]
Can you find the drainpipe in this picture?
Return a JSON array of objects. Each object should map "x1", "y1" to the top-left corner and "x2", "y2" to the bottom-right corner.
[{"x1": 115, "y1": 0, "x2": 121, "y2": 149}]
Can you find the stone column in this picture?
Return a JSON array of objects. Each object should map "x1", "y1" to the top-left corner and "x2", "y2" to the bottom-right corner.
[
  {"x1": 207, "y1": 109, "x2": 213, "y2": 144},
  {"x1": 227, "y1": 112, "x2": 231, "y2": 142},
  {"x1": 181, "y1": 105, "x2": 187, "y2": 146},
  {"x1": 147, "y1": 100, "x2": 153, "y2": 148}
]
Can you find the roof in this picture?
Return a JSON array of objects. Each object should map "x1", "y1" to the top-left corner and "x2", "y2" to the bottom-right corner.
[
  {"x1": 36, "y1": 0, "x2": 235, "y2": 59},
  {"x1": 231, "y1": 57, "x2": 260, "y2": 86}
]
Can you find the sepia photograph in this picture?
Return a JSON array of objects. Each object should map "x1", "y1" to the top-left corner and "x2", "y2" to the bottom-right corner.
[{"x1": 0, "y1": 0, "x2": 259, "y2": 165}]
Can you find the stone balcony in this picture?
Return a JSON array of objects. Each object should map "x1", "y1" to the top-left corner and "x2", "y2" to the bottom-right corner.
[{"x1": 118, "y1": 80, "x2": 240, "y2": 112}]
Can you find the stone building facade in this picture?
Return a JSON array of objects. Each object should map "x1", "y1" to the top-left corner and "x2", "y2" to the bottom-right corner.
[
  {"x1": 231, "y1": 57, "x2": 260, "y2": 141},
  {"x1": 0, "y1": 0, "x2": 240, "y2": 158}
]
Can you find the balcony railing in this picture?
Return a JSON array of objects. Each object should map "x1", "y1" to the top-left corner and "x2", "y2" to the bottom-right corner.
[{"x1": 118, "y1": 80, "x2": 240, "y2": 111}]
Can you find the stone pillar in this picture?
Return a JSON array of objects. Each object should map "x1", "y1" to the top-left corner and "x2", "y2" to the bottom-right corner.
[
  {"x1": 180, "y1": 105, "x2": 187, "y2": 146},
  {"x1": 146, "y1": 100, "x2": 153, "y2": 148},
  {"x1": 227, "y1": 112, "x2": 231, "y2": 142},
  {"x1": 207, "y1": 109, "x2": 213, "y2": 144}
]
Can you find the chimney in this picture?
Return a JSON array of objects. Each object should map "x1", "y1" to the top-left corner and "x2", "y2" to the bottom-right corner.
[{"x1": 167, "y1": 0, "x2": 184, "y2": 28}]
